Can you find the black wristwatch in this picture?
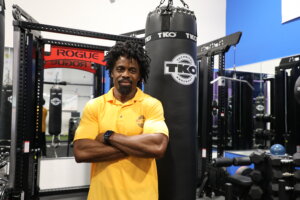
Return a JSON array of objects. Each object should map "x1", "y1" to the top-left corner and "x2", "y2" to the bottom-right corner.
[{"x1": 103, "y1": 130, "x2": 114, "y2": 145}]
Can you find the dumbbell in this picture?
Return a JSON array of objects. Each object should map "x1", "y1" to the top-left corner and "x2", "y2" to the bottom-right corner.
[
  {"x1": 250, "y1": 150, "x2": 266, "y2": 164},
  {"x1": 295, "y1": 183, "x2": 300, "y2": 193},
  {"x1": 250, "y1": 170, "x2": 262, "y2": 183},
  {"x1": 272, "y1": 180, "x2": 300, "y2": 195},
  {"x1": 269, "y1": 155, "x2": 293, "y2": 167},
  {"x1": 212, "y1": 157, "x2": 233, "y2": 167},
  {"x1": 293, "y1": 152, "x2": 300, "y2": 166},
  {"x1": 272, "y1": 169, "x2": 296, "y2": 179},
  {"x1": 233, "y1": 156, "x2": 252, "y2": 166},
  {"x1": 295, "y1": 170, "x2": 300, "y2": 180},
  {"x1": 248, "y1": 184, "x2": 263, "y2": 199},
  {"x1": 295, "y1": 170, "x2": 300, "y2": 195}
]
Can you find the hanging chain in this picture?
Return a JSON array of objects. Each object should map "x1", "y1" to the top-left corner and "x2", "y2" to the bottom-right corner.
[
  {"x1": 156, "y1": 0, "x2": 166, "y2": 9},
  {"x1": 233, "y1": 45, "x2": 237, "y2": 79},
  {"x1": 179, "y1": 0, "x2": 189, "y2": 9},
  {"x1": 166, "y1": 0, "x2": 173, "y2": 10},
  {"x1": 156, "y1": 0, "x2": 189, "y2": 9}
]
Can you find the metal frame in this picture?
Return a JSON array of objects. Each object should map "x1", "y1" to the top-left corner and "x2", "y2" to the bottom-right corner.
[
  {"x1": 15, "y1": 21, "x2": 144, "y2": 44},
  {"x1": 274, "y1": 55, "x2": 300, "y2": 154},
  {"x1": 42, "y1": 39, "x2": 111, "y2": 51},
  {"x1": 0, "y1": 0, "x2": 6, "y2": 112},
  {"x1": 9, "y1": 5, "x2": 143, "y2": 200}
]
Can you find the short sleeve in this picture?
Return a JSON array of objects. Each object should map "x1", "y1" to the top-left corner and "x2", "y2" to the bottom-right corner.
[
  {"x1": 74, "y1": 100, "x2": 99, "y2": 141},
  {"x1": 143, "y1": 100, "x2": 169, "y2": 136}
]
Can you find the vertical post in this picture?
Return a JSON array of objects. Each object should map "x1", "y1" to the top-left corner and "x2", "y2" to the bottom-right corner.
[
  {"x1": 0, "y1": 0, "x2": 5, "y2": 96},
  {"x1": 198, "y1": 54, "x2": 213, "y2": 195},
  {"x1": 93, "y1": 64, "x2": 105, "y2": 98},
  {"x1": 217, "y1": 52, "x2": 227, "y2": 157},
  {"x1": 8, "y1": 25, "x2": 21, "y2": 191}
]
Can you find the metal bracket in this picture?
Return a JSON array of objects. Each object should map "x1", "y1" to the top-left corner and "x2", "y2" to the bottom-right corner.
[
  {"x1": 197, "y1": 32, "x2": 242, "y2": 58},
  {"x1": 12, "y1": 4, "x2": 38, "y2": 23},
  {"x1": 210, "y1": 76, "x2": 255, "y2": 90}
]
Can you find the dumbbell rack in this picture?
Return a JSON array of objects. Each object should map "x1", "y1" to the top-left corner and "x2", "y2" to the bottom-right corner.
[{"x1": 212, "y1": 151, "x2": 300, "y2": 200}]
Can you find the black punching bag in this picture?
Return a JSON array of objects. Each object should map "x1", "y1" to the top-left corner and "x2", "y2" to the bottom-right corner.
[
  {"x1": 0, "y1": 85, "x2": 12, "y2": 141},
  {"x1": 295, "y1": 76, "x2": 300, "y2": 105},
  {"x1": 49, "y1": 86, "x2": 62, "y2": 136},
  {"x1": 145, "y1": 5, "x2": 198, "y2": 200},
  {"x1": 0, "y1": 0, "x2": 5, "y2": 95}
]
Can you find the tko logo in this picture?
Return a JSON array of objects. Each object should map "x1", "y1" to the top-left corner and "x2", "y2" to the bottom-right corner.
[
  {"x1": 165, "y1": 63, "x2": 197, "y2": 75},
  {"x1": 185, "y1": 33, "x2": 197, "y2": 42},
  {"x1": 164, "y1": 54, "x2": 197, "y2": 85},
  {"x1": 157, "y1": 32, "x2": 177, "y2": 38},
  {"x1": 145, "y1": 35, "x2": 151, "y2": 43}
]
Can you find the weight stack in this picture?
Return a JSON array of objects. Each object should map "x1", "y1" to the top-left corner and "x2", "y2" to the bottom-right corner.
[
  {"x1": 48, "y1": 86, "x2": 62, "y2": 136},
  {"x1": 0, "y1": 85, "x2": 12, "y2": 141},
  {"x1": 144, "y1": 6, "x2": 198, "y2": 200}
]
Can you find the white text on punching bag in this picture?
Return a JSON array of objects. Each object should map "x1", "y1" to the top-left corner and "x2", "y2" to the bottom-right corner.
[
  {"x1": 185, "y1": 33, "x2": 197, "y2": 42},
  {"x1": 158, "y1": 32, "x2": 177, "y2": 38}
]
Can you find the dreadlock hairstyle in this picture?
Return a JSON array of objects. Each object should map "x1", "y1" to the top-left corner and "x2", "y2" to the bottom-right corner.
[{"x1": 104, "y1": 40, "x2": 151, "y2": 85}]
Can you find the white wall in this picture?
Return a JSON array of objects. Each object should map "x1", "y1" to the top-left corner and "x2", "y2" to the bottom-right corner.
[{"x1": 4, "y1": 0, "x2": 226, "y2": 47}]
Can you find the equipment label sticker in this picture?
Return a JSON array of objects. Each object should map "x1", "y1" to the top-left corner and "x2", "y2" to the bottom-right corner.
[{"x1": 164, "y1": 53, "x2": 197, "y2": 85}]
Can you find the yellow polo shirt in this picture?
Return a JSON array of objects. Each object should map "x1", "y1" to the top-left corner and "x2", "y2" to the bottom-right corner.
[
  {"x1": 42, "y1": 107, "x2": 48, "y2": 133},
  {"x1": 74, "y1": 87, "x2": 168, "y2": 200}
]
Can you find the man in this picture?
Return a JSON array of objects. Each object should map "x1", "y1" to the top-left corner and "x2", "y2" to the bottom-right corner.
[
  {"x1": 73, "y1": 40, "x2": 169, "y2": 200},
  {"x1": 38, "y1": 98, "x2": 48, "y2": 156}
]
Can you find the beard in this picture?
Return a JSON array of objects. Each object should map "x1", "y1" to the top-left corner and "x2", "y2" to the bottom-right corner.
[
  {"x1": 117, "y1": 79, "x2": 132, "y2": 95},
  {"x1": 118, "y1": 85, "x2": 132, "y2": 95}
]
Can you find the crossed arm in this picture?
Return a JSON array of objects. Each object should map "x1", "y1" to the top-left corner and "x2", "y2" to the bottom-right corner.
[{"x1": 73, "y1": 132, "x2": 168, "y2": 163}]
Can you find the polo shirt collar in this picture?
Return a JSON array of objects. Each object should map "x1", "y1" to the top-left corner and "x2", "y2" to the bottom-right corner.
[{"x1": 105, "y1": 87, "x2": 144, "y2": 105}]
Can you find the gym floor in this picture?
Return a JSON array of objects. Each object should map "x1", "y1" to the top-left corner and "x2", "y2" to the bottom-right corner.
[
  {"x1": 39, "y1": 192, "x2": 88, "y2": 200},
  {"x1": 38, "y1": 191, "x2": 225, "y2": 200}
]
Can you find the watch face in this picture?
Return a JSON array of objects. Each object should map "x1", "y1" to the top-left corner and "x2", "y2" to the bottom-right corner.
[{"x1": 105, "y1": 130, "x2": 113, "y2": 137}]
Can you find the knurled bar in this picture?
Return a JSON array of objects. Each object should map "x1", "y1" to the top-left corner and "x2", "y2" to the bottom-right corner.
[
  {"x1": 17, "y1": 21, "x2": 144, "y2": 44},
  {"x1": 42, "y1": 39, "x2": 111, "y2": 51}
]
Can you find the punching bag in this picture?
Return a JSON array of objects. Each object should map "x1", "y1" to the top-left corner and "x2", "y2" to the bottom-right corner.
[
  {"x1": 0, "y1": 85, "x2": 12, "y2": 141},
  {"x1": 294, "y1": 76, "x2": 300, "y2": 104},
  {"x1": 48, "y1": 86, "x2": 62, "y2": 136},
  {"x1": 0, "y1": 0, "x2": 5, "y2": 99},
  {"x1": 68, "y1": 112, "x2": 80, "y2": 142},
  {"x1": 145, "y1": 3, "x2": 198, "y2": 200}
]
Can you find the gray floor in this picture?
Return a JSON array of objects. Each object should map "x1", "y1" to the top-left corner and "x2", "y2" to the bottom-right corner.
[
  {"x1": 39, "y1": 191, "x2": 225, "y2": 200},
  {"x1": 39, "y1": 192, "x2": 88, "y2": 200}
]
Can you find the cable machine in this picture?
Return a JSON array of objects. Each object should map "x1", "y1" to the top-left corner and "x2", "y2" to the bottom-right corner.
[{"x1": 197, "y1": 32, "x2": 242, "y2": 195}]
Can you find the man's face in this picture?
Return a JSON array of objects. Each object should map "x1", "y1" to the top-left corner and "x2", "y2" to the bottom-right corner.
[{"x1": 111, "y1": 56, "x2": 141, "y2": 96}]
